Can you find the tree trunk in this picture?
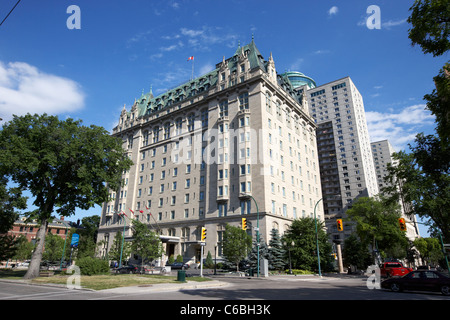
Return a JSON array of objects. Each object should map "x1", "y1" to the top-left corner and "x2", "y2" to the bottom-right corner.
[{"x1": 23, "y1": 218, "x2": 48, "y2": 279}]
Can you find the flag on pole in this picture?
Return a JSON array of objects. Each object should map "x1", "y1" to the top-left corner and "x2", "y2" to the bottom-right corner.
[{"x1": 187, "y1": 56, "x2": 194, "y2": 61}]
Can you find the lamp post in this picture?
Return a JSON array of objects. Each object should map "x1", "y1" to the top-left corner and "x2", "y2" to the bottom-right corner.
[
  {"x1": 240, "y1": 193, "x2": 259, "y2": 277},
  {"x1": 214, "y1": 244, "x2": 217, "y2": 275},
  {"x1": 313, "y1": 198, "x2": 323, "y2": 278},
  {"x1": 116, "y1": 211, "x2": 128, "y2": 268},
  {"x1": 313, "y1": 194, "x2": 341, "y2": 278}
]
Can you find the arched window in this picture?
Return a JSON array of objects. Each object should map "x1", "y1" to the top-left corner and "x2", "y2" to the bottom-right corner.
[
  {"x1": 153, "y1": 126, "x2": 159, "y2": 143},
  {"x1": 175, "y1": 118, "x2": 182, "y2": 135},
  {"x1": 164, "y1": 122, "x2": 171, "y2": 140},
  {"x1": 187, "y1": 113, "x2": 195, "y2": 132}
]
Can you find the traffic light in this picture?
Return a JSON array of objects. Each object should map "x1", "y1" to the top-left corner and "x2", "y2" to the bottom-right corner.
[
  {"x1": 398, "y1": 218, "x2": 407, "y2": 231},
  {"x1": 242, "y1": 218, "x2": 247, "y2": 230},
  {"x1": 201, "y1": 227, "x2": 207, "y2": 241},
  {"x1": 336, "y1": 219, "x2": 343, "y2": 231}
]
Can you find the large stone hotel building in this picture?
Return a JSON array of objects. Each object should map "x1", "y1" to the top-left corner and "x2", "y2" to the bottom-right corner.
[{"x1": 96, "y1": 40, "x2": 323, "y2": 264}]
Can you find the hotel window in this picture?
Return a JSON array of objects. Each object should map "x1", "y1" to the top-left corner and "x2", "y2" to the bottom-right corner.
[
  {"x1": 219, "y1": 100, "x2": 228, "y2": 117},
  {"x1": 201, "y1": 108, "x2": 208, "y2": 128},
  {"x1": 175, "y1": 118, "x2": 182, "y2": 135},
  {"x1": 164, "y1": 122, "x2": 170, "y2": 139},
  {"x1": 153, "y1": 126, "x2": 159, "y2": 143},
  {"x1": 239, "y1": 92, "x2": 249, "y2": 110},
  {"x1": 218, "y1": 202, "x2": 228, "y2": 217},
  {"x1": 187, "y1": 113, "x2": 195, "y2": 132}
]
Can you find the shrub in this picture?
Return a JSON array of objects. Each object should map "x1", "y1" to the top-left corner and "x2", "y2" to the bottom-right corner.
[
  {"x1": 76, "y1": 257, "x2": 110, "y2": 276},
  {"x1": 286, "y1": 269, "x2": 313, "y2": 275}
]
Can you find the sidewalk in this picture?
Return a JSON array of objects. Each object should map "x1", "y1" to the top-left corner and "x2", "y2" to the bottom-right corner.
[{"x1": 98, "y1": 279, "x2": 229, "y2": 294}]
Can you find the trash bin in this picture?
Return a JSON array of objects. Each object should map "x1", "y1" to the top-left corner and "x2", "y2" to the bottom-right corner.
[
  {"x1": 177, "y1": 270, "x2": 186, "y2": 282},
  {"x1": 248, "y1": 268, "x2": 254, "y2": 277}
]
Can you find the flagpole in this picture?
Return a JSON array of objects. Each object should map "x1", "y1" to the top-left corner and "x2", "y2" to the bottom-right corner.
[{"x1": 188, "y1": 56, "x2": 194, "y2": 81}]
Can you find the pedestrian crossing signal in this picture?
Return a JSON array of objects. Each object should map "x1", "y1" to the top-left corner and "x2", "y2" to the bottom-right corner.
[
  {"x1": 336, "y1": 219, "x2": 343, "y2": 231},
  {"x1": 201, "y1": 227, "x2": 207, "y2": 241},
  {"x1": 242, "y1": 218, "x2": 247, "y2": 230}
]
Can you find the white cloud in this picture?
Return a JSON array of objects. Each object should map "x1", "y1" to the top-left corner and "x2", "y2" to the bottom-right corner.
[
  {"x1": 366, "y1": 104, "x2": 435, "y2": 151},
  {"x1": 289, "y1": 58, "x2": 304, "y2": 71},
  {"x1": 0, "y1": 61, "x2": 85, "y2": 123},
  {"x1": 328, "y1": 6, "x2": 338, "y2": 16},
  {"x1": 382, "y1": 19, "x2": 407, "y2": 29}
]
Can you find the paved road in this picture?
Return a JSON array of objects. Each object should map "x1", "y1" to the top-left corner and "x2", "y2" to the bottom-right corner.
[{"x1": 1, "y1": 274, "x2": 448, "y2": 301}]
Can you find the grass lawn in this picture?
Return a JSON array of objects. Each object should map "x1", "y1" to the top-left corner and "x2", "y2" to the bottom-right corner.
[{"x1": 0, "y1": 269, "x2": 210, "y2": 291}]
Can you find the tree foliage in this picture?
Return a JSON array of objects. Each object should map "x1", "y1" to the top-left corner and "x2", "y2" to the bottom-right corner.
[
  {"x1": 408, "y1": 0, "x2": 450, "y2": 57},
  {"x1": 108, "y1": 231, "x2": 132, "y2": 263},
  {"x1": 131, "y1": 219, "x2": 163, "y2": 269},
  {"x1": 413, "y1": 237, "x2": 444, "y2": 266},
  {"x1": 345, "y1": 196, "x2": 409, "y2": 260},
  {"x1": 0, "y1": 176, "x2": 28, "y2": 261},
  {"x1": 282, "y1": 218, "x2": 333, "y2": 273},
  {"x1": 222, "y1": 224, "x2": 252, "y2": 271},
  {"x1": 401, "y1": 0, "x2": 450, "y2": 244},
  {"x1": 0, "y1": 113, "x2": 133, "y2": 279},
  {"x1": 268, "y1": 228, "x2": 286, "y2": 271}
]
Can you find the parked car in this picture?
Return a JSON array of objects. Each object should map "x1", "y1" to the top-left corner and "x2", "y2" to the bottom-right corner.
[
  {"x1": 115, "y1": 264, "x2": 139, "y2": 274},
  {"x1": 167, "y1": 262, "x2": 189, "y2": 269},
  {"x1": 380, "y1": 261, "x2": 413, "y2": 278},
  {"x1": 381, "y1": 270, "x2": 450, "y2": 296}
]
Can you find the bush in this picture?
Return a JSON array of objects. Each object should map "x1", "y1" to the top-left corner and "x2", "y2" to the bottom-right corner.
[
  {"x1": 286, "y1": 269, "x2": 313, "y2": 275},
  {"x1": 76, "y1": 257, "x2": 110, "y2": 276}
]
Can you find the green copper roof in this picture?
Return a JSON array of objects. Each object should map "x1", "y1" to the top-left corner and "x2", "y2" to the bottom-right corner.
[{"x1": 134, "y1": 39, "x2": 294, "y2": 118}]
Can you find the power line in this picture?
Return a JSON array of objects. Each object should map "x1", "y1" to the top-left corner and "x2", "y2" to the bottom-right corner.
[{"x1": 0, "y1": 0, "x2": 22, "y2": 27}]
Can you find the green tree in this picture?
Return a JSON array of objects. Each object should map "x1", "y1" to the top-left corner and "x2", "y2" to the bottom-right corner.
[
  {"x1": 343, "y1": 235, "x2": 372, "y2": 271},
  {"x1": 205, "y1": 251, "x2": 214, "y2": 268},
  {"x1": 108, "y1": 231, "x2": 131, "y2": 263},
  {"x1": 247, "y1": 237, "x2": 269, "y2": 269},
  {"x1": 0, "y1": 113, "x2": 133, "y2": 279},
  {"x1": 413, "y1": 237, "x2": 444, "y2": 266},
  {"x1": 13, "y1": 235, "x2": 35, "y2": 261},
  {"x1": 42, "y1": 233, "x2": 65, "y2": 263},
  {"x1": 407, "y1": 0, "x2": 450, "y2": 57},
  {"x1": 268, "y1": 228, "x2": 286, "y2": 271},
  {"x1": 77, "y1": 215, "x2": 101, "y2": 259},
  {"x1": 282, "y1": 218, "x2": 333, "y2": 273},
  {"x1": 346, "y1": 196, "x2": 409, "y2": 261},
  {"x1": 383, "y1": 150, "x2": 450, "y2": 242},
  {"x1": 131, "y1": 219, "x2": 163, "y2": 270},
  {"x1": 222, "y1": 224, "x2": 252, "y2": 271},
  {"x1": 400, "y1": 0, "x2": 450, "y2": 244},
  {"x1": 0, "y1": 176, "x2": 28, "y2": 261}
]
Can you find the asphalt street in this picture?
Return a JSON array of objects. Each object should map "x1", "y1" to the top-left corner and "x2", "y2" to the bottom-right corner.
[{"x1": 1, "y1": 274, "x2": 449, "y2": 301}]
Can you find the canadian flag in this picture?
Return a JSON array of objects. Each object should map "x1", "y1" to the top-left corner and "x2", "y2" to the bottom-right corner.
[{"x1": 187, "y1": 56, "x2": 194, "y2": 61}]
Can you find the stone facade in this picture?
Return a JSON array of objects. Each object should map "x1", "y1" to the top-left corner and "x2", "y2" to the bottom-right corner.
[{"x1": 96, "y1": 41, "x2": 323, "y2": 265}]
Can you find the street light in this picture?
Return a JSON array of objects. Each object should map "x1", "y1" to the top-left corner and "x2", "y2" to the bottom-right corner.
[
  {"x1": 313, "y1": 194, "x2": 341, "y2": 277},
  {"x1": 240, "y1": 193, "x2": 259, "y2": 277},
  {"x1": 313, "y1": 198, "x2": 323, "y2": 277},
  {"x1": 115, "y1": 211, "x2": 129, "y2": 268}
]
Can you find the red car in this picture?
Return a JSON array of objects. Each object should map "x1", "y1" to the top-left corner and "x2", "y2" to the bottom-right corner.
[
  {"x1": 381, "y1": 270, "x2": 450, "y2": 296},
  {"x1": 380, "y1": 262, "x2": 413, "y2": 278}
]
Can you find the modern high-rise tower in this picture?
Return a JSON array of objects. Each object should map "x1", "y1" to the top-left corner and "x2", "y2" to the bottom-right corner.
[{"x1": 288, "y1": 75, "x2": 379, "y2": 242}]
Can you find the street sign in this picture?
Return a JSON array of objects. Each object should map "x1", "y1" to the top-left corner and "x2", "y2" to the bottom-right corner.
[{"x1": 70, "y1": 233, "x2": 79, "y2": 248}]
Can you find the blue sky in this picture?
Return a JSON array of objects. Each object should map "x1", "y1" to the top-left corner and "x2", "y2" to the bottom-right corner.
[{"x1": 1, "y1": 0, "x2": 447, "y2": 236}]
